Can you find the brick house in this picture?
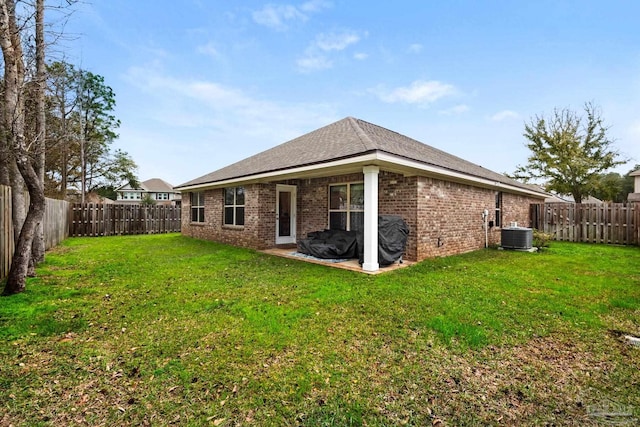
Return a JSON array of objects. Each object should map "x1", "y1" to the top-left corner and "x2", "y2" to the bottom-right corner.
[{"x1": 175, "y1": 117, "x2": 547, "y2": 272}]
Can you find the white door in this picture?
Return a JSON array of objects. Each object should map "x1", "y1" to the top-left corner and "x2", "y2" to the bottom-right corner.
[{"x1": 276, "y1": 185, "x2": 297, "y2": 244}]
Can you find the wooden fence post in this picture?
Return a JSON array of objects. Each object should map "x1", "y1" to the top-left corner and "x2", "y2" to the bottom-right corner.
[{"x1": 530, "y1": 202, "x2": 640, "y2": 246}]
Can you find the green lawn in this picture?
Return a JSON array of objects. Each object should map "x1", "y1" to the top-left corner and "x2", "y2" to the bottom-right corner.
[{"x1": 1, "y1": 234, "x2": 639, "y2": 426}]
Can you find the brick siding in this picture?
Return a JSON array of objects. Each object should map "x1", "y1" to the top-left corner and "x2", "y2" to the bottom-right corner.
[
  {"x1": 181, "y1": 183, "x2": 275, "y2": 250},
  {"x1": 181, "y1": 171, "x2": 543, "y2": 262}
]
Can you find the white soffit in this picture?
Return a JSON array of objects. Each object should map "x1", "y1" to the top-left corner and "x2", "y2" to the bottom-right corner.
[{"x1": 177, "y1": 151, "x2": 544, "y2": 198}]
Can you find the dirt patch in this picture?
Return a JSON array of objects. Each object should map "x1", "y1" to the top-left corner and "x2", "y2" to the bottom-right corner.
[{"x1": 424, "y1": 333, "x2": 628, "y2": 425}]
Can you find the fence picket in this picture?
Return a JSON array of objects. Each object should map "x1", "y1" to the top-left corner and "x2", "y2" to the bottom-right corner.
[
  {"x1": 1, "y1": 186, "x2": 70, "y2": 281},
  {"x1": 67, "y1": 203, "x2": 181, "y2": 237},
  {"x1": 1, "y1": 185, "x2": 13, "y2": 281},
  {"x1": 531, "y1": 202, "x2": 639, "y2": 246}
]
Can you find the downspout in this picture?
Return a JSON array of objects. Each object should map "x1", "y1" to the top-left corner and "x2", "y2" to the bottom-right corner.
[{"x1": 483, "y1": 209, "x2": 489, "y2": 248}]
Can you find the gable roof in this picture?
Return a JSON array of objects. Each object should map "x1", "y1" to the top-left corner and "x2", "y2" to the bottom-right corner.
[{"x1": 176, "y1": 117, "x2": 544, "y2": 196}]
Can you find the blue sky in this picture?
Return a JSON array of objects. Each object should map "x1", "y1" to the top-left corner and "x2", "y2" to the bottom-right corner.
[{"x1": 62, "y1": 0, "x2": 640, "y2": 186}]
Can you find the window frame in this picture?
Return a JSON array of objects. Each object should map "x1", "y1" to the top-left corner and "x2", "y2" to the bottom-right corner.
[
  {"x1": 495, "y1": 191, "x2": 503, "y2": 228},
  {"x1": 190, "y1": 191, "x2": 205, "y2": 223},
  {"x1": 224, "y1": 186, "x2": 245, "y2": 227},
  {"x1": 328, "y1": 182, "x2": 364, "y2": 231}
]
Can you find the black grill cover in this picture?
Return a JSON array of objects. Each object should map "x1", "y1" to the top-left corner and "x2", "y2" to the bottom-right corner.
[
  {"x1": 297, "y1": 229, "x2": 358, "y2": 259},
  {"x1": 358, "y1": 215, "x2": 410, "y2": 266}
]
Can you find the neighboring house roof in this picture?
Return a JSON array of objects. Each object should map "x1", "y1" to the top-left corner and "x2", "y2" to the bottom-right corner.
[
  {"x1": 630, "y1": 169, "x2": 640, "y2": 177},
  {"x1": 545, "y1": 194, "x2": 604, "y2": 203},
  {"x1": 118, "y1": 178, "x2": 177, "y2": 193},
  {"x1": 143, "y1": 178, "x2": 176, "y2": 193},
  {"x1": 176, "y1": 117, "x2": 546, "y2": 197},
  {"x1": 117, "y1": 182, "x2": 144, "y2": 191}
]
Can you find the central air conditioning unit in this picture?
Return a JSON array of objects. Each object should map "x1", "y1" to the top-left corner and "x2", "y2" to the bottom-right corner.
[{"x1": 501, "y1": 227, "x2": 533, "y2": 250}]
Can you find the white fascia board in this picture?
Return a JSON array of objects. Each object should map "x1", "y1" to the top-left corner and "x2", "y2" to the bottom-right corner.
[
  {"x1": 177, "y1": 151, "x2": 545, "y2": 198},
  {"x1": 175, "y1": 153, "x2": 380, "y2": 191},
  {"x1": 375, "y1": 152, "x2": 546, "y2": 198}
]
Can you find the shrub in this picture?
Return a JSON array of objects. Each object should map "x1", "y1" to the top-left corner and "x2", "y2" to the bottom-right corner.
[
  {"x1": 141, "y1": 193, "x2": 157, "y2": 206},
  {"x1": 533, "y1": 229, "x2": 553, "y2": 249}
]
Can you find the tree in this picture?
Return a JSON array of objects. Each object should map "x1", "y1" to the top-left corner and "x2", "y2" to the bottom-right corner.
[
  {"x1": 592, "y1": 172, "x2": 626, "y2": 202},
  {"x1": 31, "y1": 0, "x2": 47, "y2": 269},
  {"x1": 45, "y1": 60, "x2": 80, "y2": 198},
  {"x1": 77, "y1": 70, "x2": 120, "y2": 201},
  {"x1": 140, "y1": 193, "x2": 156, "y2": 206},
  {"x1": 512, "y1": 103, "x2": 626, "y2": 203},
  {"x1": 1, "y1": 0, "x2": 46, "y2": 295},
  {"x1": 44, "y1": 62, "x2": 137, "y2": 198}
]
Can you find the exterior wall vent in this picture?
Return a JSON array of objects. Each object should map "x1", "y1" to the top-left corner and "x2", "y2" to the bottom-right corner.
[{"x1": 501, "y1": 227, "x2": 533, "y2": 250}]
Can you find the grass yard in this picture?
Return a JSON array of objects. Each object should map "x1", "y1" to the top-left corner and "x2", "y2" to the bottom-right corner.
[{"x1": 1, "y1": 234, "x2": 639, "y2": 426}]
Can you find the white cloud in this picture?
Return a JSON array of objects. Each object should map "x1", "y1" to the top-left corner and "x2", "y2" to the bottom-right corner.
[
  {"x1": 439, "y1": 104, "x2": 470, "y2": 115},
  {"x1": 315, "y1": 31, "x2": 360, "y2": 51},
  {"x1": 196, "y1": 42, "x2": 220, "y2": 58},
  {"x1": 252, "y1": 4, "x2": 306, "y2": 31},
  {"x1": 408, "y1": 43, "x2": 423, "y2": 53},
  {"x1": 252, "y1": 1, "x2": 331, "y2": 31},
  {"x1": 122, "y1": 66, "x2": 338, "y2": 183},
  {"x1": 300, "y1": 0, "x2": 332, "y2": 12},
  {"x1": 124, "y1": 66, "x2": 335, "y2": 132},
  {"x1": 296, "y1": 54, "x2": 332, "y2": 72},
  {"x1": 297, "y1": 30, "x2": 363, "y2": 72},
  {"x1": 490, "y1": 110, "x2": 520, "y2": 121},
  {"x1": 353, "y1": 52, "x2": 368, "y2": 60},
  {"x1": 371, "y1": 80, "x2": 458, "y2": 105}
]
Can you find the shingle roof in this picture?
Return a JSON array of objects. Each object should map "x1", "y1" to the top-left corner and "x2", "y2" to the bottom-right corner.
[
  {"x1": 176, "y1": 117, "x2": 542, "y2": 194},
  {"x1": 142, "y1": 178, "x2": 176, "y2": 193}
]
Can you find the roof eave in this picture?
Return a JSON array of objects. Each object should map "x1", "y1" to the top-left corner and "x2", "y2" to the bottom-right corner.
[
  {"x1": 176, "y1": 151, "x2": 547, "y2": 198},
  {"x1": 175, "y1": 152, "x2": 380, "y2": 191}
]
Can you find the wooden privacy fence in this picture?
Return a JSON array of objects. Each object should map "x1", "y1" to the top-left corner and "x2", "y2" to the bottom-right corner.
[
  {"x1": 1, "y1": 185, "x2": 13, "y2": 281},
  {"x1": 69, "y1": 203, "x2": 181, "y2": 237},
  {"x1": 530, "y1": 202, "x2": 640, "y2": 245},
  {"x1": 1, "y1": 184, "x2": 70, "y2": 281},
  {"x1": 44, "y1": 198, "x2": 69, "y2": 250}
]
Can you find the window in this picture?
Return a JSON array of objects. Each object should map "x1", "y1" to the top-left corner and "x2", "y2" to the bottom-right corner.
[
  {"x1": 329, "y1": 183, "x2": 364, "y2": 231},
  {"x1": 495, "y1": 192, "x2": 503, "y2": 228},
  {"x1": 224, "y1": 187, "x2": 245, "y2": 226},
  {"x1": 157, "y1": 193, "x2": 168, "y2": 200},
  {"x1": 191, "y1": 191, "x2": 205, "y2": 223}
]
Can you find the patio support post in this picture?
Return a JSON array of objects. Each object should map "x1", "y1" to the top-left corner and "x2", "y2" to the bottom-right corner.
[{"x1": 362, "y1": 165, "x2": 379, "y2": 272}]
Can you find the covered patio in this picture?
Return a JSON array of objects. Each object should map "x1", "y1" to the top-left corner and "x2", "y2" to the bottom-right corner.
[{"x1": 262, "y1": 246, "x2": 414, "y2": 275}]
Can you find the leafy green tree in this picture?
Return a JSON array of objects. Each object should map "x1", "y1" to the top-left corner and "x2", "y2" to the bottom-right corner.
[
  {"x1": 94, "y1": 185, "x2": 117, "y2": 201},
  {"x1": 592, "y1": 172, "x2": 625, "y2": 202},
  {"x1": 591, "y1": 164, "x2": 638, "y2": 202},
  {"x1": 77, "y1": 70, "x2": 121, "y2": 201},
  {"x1": 44, "y1": 61, "x2": 138, "y2": 199},
  {"x1": 512, "y1": 103, "x2": 626, "y2": 203},
  {"x1": 140, "y1": 193, "x2": 157, "y2": 206},
  {"x1": 45, "y1": 60, "x2": 81, "y2": 198}
]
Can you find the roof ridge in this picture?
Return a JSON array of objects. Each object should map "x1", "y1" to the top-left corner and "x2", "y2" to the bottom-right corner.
[{"x1": 347, "y1": 117, "x2": 377, "y2": 151}]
